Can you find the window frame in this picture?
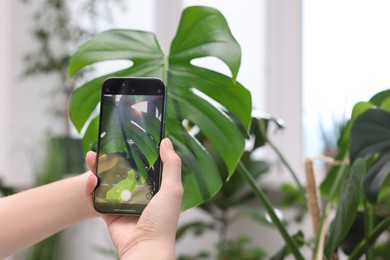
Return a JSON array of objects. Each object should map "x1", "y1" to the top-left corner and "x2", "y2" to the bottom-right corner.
[
  {"x1": 264, "y1": 0, "x2": 303, "y2": 183},
  {"x1": 0, "y1": 0, "x2": 11, "y2": 176}
]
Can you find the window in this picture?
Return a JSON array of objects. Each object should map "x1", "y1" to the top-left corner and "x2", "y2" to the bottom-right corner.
[{"x1": 303, "y1": 0, "x2": 390, "y2": 158}]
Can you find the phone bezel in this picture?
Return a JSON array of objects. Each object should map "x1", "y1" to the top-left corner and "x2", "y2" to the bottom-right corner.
[{"x1": 93, "y1": 77, "x2": 167, "y2": 215}]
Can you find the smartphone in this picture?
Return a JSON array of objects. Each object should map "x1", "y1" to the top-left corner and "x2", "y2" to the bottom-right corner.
[{"x1": 93, "y1": 77, "x2": 167, "y2": 215}]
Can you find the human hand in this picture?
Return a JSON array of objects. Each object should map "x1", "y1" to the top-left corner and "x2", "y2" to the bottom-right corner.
[{"x1": 85, "y1": 138, "x2": 183, "y2": 259}]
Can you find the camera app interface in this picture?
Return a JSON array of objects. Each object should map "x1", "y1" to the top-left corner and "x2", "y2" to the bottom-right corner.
[{"x1": 95, "y1": 93, "x2": 164, "y2": 206}]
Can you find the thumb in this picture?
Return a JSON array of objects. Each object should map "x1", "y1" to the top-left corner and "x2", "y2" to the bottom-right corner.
[
  {"x1": 159, "y1": 138, "x2": 183, "y2": 197},
  {"x1": 85, "y1": 151, "x2": 97, "y2": 173}
]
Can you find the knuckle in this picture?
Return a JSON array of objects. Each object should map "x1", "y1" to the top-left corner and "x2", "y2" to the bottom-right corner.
[
  {"x1": 173, "y1": 184, "x2": 184, "y2": 197},
  {"x1": 169, "y1": 153, "x2": 182, "y2": 167}
]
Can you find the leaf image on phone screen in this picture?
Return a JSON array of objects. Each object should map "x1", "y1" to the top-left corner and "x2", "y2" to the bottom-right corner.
[{"x1": 96, "y1": 94, "x2": 163, "y2": 203}]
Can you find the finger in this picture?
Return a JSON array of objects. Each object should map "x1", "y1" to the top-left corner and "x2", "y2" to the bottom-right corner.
[
  {"x1": 86, "y1": 173, "x2": 98, "y2": 196},
  {"x1": 131, "y1": 138, "x2": 182, "y2": 242},
  {"x1": 159, "y1": 138, "x2": 183, "y2": 201},
  {"x1": 85, "y1": 151, "x2": 97, "y2": 173},
  {"x1": 84, "y1": 173, "x2": 99, "y2": 217}
]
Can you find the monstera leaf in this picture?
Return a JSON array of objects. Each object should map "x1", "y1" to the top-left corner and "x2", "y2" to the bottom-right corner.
[
  {"x1": 68, "y1": 6, "x2": 251, "y2": 210},
  {"x1": 98, "y1": 95, "x2": 161, "y2": 181}
]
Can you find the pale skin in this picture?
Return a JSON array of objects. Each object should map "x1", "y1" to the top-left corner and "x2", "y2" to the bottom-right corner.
[{"x1": 0, "y1": 138, "x2": 183, "y2": 259}]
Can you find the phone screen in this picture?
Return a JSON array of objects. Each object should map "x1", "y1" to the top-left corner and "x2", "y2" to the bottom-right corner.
[{"x1": 93, "y1": 77, "x2": 166, "y2": 214}]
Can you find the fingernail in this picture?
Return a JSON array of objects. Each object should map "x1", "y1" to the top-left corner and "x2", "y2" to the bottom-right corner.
[{"x1": 164, "y1": 138, "x2": 173, "y2": 150}]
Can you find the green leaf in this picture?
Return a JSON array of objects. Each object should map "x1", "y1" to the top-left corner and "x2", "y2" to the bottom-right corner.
[
  {"x1": 340, "y1": 212, "x2": 366, "y2": 256},
  {"x1": 320, "y1": 101, "x2": 375, "y2": 198},
  {"x1": 82, "y1": 116, "x2": 99, "y2": 154},
  {"x1": 250, "y1": 112, "x2": 286, "y2": 150},
  {"x1": 350, "y1": 109, "x2": 390, "y2": 162},
  {"x1": 379, "y1": 96, "x2": 390, "y2": 112},
  {"x1": 372, "y1": 241, "x2": 390, "y2": 258},
  {"x1": 370, "y1": 89, "x2": 390, "y2": 106},
  {"x1": 176, "y1": 221, "x2": 215, "y2": 241},
  {"x1": 99, "y1": 96, "x2": 159, "y2": 167},
  {"x1": 68, "y1": 30, "x2": 165, "y2": 132},
  {"x1": 68, "y1": 30, "x2": 164, "y2": 78},
  {"x1": 169, "y1": 6, "x2": 241, "y2": 79},
  {"x1": 363, "y1": 153, "x2": 390, "y2": 203},
  {"x1": 349, "y1": 107, "x2": 390, "y2": 204},
  {"x1": 324, "y1": 158, "x2": 366, "y2": 257},
  {"x1": 68, "y1": 6, "x2": 251, "y2": 210},
  {"x1": 377, "y1": 176, "x2": 390, "y2": 210}
]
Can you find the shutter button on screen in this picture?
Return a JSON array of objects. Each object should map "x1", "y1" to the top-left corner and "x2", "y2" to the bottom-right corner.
[
  {"x1": 146, "y1": 192, "x2": 153, "y2": 200},
  {"x1": 120, "y1": 189, "x2": 132, "y2": 202}
]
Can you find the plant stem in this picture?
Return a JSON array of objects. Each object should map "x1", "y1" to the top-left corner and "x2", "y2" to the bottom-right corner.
[
  {"x1": 266, "y1": 137, "x2": 305, "y2": 196},
  {"x1": 237, "y1": 161, "x2": 304, "y2": 260},
  {"x1": 363, "y1": 199, "x2": 374, "y2": 260},
  {"x1": 259, "y1": 120, "x2": 305, "y2": 196},
  {"x1": 348, "y1": 217, "x2": 390, "y2": 260},
  {"x1": 313, "y1": 158, "x2": 348, "y2": 259}
]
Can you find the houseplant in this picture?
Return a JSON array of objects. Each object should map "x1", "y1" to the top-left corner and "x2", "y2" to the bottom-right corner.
[
  {"x1": 68, "y1": 5, "x2": 304, "y2": 259},
  {"x1": 69, "y1": 5, "x2": 307, "y2": 258},
  {"x1": 68, "y1": 5, "x2": 252, "y2": 210},
  {"x1": 68, "y1": 4, "x2": 390, "y2": 259},
  {"x1": 316, "y1": 89, "x2": 390, "y2": 259}
]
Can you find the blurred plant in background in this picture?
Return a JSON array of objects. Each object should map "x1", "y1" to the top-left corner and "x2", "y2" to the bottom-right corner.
[
  {"x1": 17, "y1": 0, "x2": 125, "y2": 259},
  {"x1": 21, "y1": 0, "x2": 125, "y2": 135},
  {"x1": 176, "y1": 116, "x2": 271, "y2": 260}
]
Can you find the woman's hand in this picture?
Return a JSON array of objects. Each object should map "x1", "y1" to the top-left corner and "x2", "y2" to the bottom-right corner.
[{"x1": 85, "y1": 138, "x2": 183, "y2": 259}]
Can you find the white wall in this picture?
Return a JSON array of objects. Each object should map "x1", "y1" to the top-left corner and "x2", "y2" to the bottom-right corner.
[
  {"x1": 0, "y1": 0, "x2": 67, "y2": 188},
  {"x1": 0, "y1": 0, "x2": 11, "y2": 179},
  {"x1": 263, "y1": 0, "x2": 303, "y2": 185}
]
